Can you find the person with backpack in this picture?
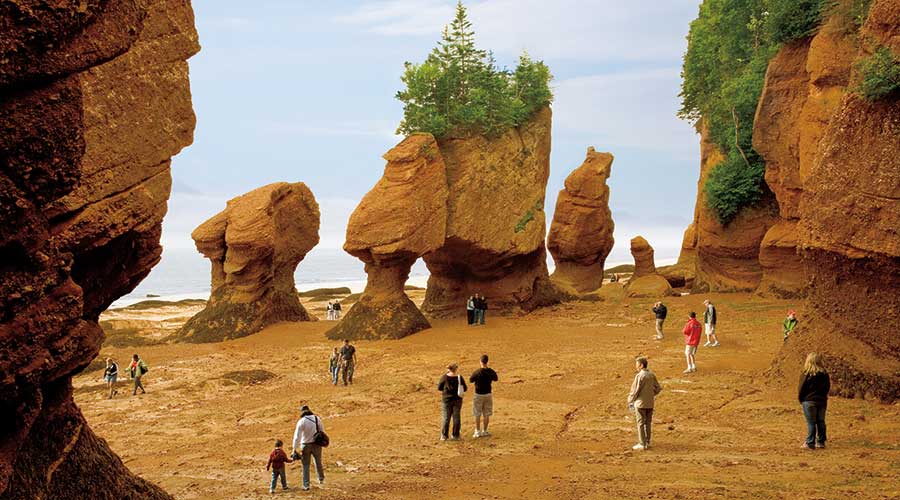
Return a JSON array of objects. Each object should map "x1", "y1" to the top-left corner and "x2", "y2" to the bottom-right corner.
[
  {"x1": 129, "y1": 353, "x2": 148, "y2": 395},
  {"x1": 437, "y1": 363, "x2": 468, "y2": 441},
  {"x1": 703, "y1": 299, "x2": 719, "y2": 347},
  {"x1": 682, "y1": 312, "x2": 702, "y2": 374},
  {"x1": 798, "y1": 353, "x2": 830, "y2": 450},
  {"x1": 783, "y1": 310, "x2": 799, "y2": 342},
  {"x1": 652, "y1": 301, "x2": 668, "y2": 340},
  {"x1": 103, "y1": 357, "x2": 119, "y2": 399},
  {"x1": 291, "y1": 405, "x2": 327, "y2": 491},
  {"x1": 627, "y1": 356, "x2": 662, "y2": 451}
]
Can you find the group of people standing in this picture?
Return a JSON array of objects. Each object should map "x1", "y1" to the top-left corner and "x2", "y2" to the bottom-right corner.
[
  {"x1": 328, "y1": 340, "x2": 357, "y2": 385},
  {"x1": 325, "y1": 301, "x2": 342, "y2": 321},
  {"x1": 102, "y1": 353, "x2": 148, "y2": 398},
  {"x1": 466, "y1": 294, "x2": 489, "y2": 325},
  {"x1": 651, "y1": 299, "x2": 719, "y2": 373}
]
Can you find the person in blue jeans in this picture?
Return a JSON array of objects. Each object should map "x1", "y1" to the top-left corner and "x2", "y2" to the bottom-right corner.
[
  {"x1": 328, "y1": 347, "x2": 340, "y2": 385},
  {"x1": 291, "y1": 405, "x2": 326, "y2": 490},
  {"x1": 265, "y1": 439, "x2": 292, "y2": 493},
  {"x1": 437, "y1": 363, "x2": 467, "y2": 441},
  {"x1": 798, "y1": 352, "x2": 830, "y2": 449}
]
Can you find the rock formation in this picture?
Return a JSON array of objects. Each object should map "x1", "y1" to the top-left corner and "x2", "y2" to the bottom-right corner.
[
  {"x1": 327, "y1": 134, "x2": 447, "y2": 340},
  {"x1": 547, "y1": 147, "x2": 615, "y2": 295},
  {"x1": 177, "y1": 182, "x2": 320, "y2": 343},
  {"x1": 630, "y1": 236, "x2": 657, "y2": 277},
  {"x1": 626, "y1": 237, "x2": 673, "y2": 298},
  {"x1": 0, "y1": 0, "x2": 197, "y2": 497},
  {"x1": 421, "y1": 106, "x2": 561, "y2": 316}
]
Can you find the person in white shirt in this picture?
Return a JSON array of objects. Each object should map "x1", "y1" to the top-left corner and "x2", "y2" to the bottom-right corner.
[{"x1": 291, "y1": 405, "x2": 326, "y2": 491}]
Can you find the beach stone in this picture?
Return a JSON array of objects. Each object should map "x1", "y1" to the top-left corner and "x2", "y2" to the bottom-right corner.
[
  {"x1": 177, "y1": 182, "x2": 320, "y2": 343},
  {"x1": 0, "y1": 0, "x2": 197, "y2": 497},
  {"x1": 327, "y1": 134, "x2": 446, "y2": 340},
  {"x1": 547, "y1": 147, "x2": 615, "y2": 295}
]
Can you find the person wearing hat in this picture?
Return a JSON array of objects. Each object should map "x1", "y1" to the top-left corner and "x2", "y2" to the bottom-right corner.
[
  {"x1": 783, "y1": 310, "x2": 799, "y2": 342},
  {"x1": 291, "y1": 405, "x2": 326, "y2": 491}
]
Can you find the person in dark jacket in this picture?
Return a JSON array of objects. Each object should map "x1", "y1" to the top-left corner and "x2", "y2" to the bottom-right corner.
[
  {"x1": 798, "y1": 352, "x2": 830, "y2": 450},
  {"x1": 652, "y1": 302, "x2": 668, "y2": 340},
  {"x1": 437, "y1": 363, "x2": 468, "y2": 441},
  {"x1": 479, "y1": 295, "x2": 488, "y2": 325},
  {"x1": 703, "y1": 299, "x2": 719, "y2": 347}
]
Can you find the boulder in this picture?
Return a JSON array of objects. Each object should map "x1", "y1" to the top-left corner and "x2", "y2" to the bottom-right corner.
[
  {"x1": 327, "y1": 134, "x2": 446, "y2": 340},
  {"x1": 630, "y1": 236, "x2": 657, "y2": 278},
  {"x1": 547, "y1": 147, "x2": 615, "y2": 294},
  {"x1": 0, "y1": 0, "x2": 197, "y2": 497},
  {"x1": 177, "y1": 182, "x2": 320, "y2": 343},
  {"x1": 626, "y1": 274, "x2": 675, "y2": 299},
  {"x1": 421, "y1": 106, "x2": 562, "y2": 316}
]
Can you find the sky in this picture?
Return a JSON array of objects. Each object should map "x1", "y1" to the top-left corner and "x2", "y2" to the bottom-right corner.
[{"x1": 165, "y1": 0, "x2": 702, "y2": 272}]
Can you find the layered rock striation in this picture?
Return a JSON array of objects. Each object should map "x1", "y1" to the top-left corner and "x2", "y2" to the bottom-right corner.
[
  {"x1": 421, "y1": 106, "x2": 561, "y2": 316},
  {"x1": 0, "y1": 0, "x2": 198, "y2": 497},
  {"x1": 177, "y1": 182, "x2": 320, "y2": 343},
  {"x1": 327, "y1": 135, "x2": 447, "y2": 340},
  {"x1": 547, "y1": 147, "x2": 615, "y2": 295}
]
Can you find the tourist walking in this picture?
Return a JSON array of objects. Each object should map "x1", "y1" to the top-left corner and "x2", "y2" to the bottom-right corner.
[
  {"x1": 291, "y1": 405, "x2": 327, "y2": 491},
  {"x1": 328, "y1": 347, "x2": 340, "y2": 385},
  {"x1": 682, "y1": 312, "x2": 702, "y2": 373},
  {"x1": 467, "y1": 296, "x2": 475, "y2": 325},
  {"x1": 333, "y1": 301, "x2": 342, "y2": 320},
  {"x1": 437, "y1": 363, "x2": 468, "y2": 441},
  {"x1": 798, "y1": 352, "x2": 830, "y2": 450},
  {"x1": 129, "y1": 353, "x2": 148, "y2": 395},
  {"x1": 783, "y1": 310, "x2": 799, "y2": 342},
  {"x1": 469, "y1": 354, "x2": 498, "y2": 438},
  {"x1": 326, "y1": 302, "x2": 334, "y2": 321},
  {"x1": 627, "y1": 356, "x2": 662, "y2": 451},
  {"x1": 103, "y1": 358, "x2": 119, "y2": 399},
  {"x1": 703, "y1": 299, "x2": 719, "y2": 347},
  {"x1": 340, "y1": 339, "x2": 356, "y2": 385},
  {"x1": 652, "y1": 301, "x2": 668, "y2": 340},
  {"x1": 266, "y1": 438, "x2": 293, "y2": 493}
]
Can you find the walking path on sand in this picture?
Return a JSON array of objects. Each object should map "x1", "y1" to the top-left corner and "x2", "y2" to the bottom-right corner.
[{"x1": 74, "y1": 293, "x2": 900, "y2": 499}]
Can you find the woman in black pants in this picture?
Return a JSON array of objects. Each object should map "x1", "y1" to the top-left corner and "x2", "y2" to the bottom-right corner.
[
  {"x1": 437, "y1": 363, "x2": 467, "y2": 441},
  {"x1": 798, "y1": 352, "x2": 830, "y2": 449}
]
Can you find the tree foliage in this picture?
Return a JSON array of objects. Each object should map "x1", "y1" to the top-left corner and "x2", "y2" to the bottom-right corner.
[
  {"x1": 854, "y1": 45, "x2": 900, "y2": 101},
  {"x1": 395, "y1": 2, "x2": 553, "y2": 139}
]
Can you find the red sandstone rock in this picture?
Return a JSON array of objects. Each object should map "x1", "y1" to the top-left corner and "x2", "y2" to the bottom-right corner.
[
  {"x1": 177, "y1": 182, "x2": 320, "y2": 343},
  {"x1": 629, "y1": 236, "x2": 657, "y2": 278},
  {"x1": 327, "y1": 134, "x2": 447, "y2": 340},
  {"x1": 547, "y1": 147, "x2": 615, "y2": 294},
  {"x1": 421, "y1": 106, "x2": 561, "y2": 316},
  {"x1": 626, "y1": 236, "x2": 672, "y2": 298},
  {"x1": 0, "y1": 0, "x2": 197, "y2": 497}
]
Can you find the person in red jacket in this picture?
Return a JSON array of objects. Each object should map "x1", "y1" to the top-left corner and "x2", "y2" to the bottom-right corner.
[
  {"x1": 682, "y1": 312, "x2": 702, "y2": 374},
  {"x1": 266, "y1": 439, "x2": 293, "y2": 494}
]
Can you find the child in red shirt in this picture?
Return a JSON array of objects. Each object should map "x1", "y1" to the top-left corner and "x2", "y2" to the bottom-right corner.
[
  {"x1": 682, "y1": 312, "x2": 703, "y2": 374},
  {"x1": 266, "y1": 439, "x2": 292, "y2": 493}
]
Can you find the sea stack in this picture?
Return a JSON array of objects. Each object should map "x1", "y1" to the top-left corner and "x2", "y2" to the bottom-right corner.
[
  {"x1": 327, "y1": 134, "x2": 447, "y2": 340},
  {"x1": 547, "y1": 147, "x2": 615, "y2": 295},
  {"x1": 626, "y1": 236, "x2": 673, "y2": 298},
  {"x1": 177, "y1": 182, "x2": 320, "y2": 343}
]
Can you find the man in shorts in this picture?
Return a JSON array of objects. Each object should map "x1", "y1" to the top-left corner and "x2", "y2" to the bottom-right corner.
[
  {"x1": 469, "y1": 354, "x2": 498, "y2": 438},
  {"x1": 703, "y1": 299, "x2": 719, "y2": 347},
  {"x1": 682, "y1": 312, "x2": 702, "y2": 373}
]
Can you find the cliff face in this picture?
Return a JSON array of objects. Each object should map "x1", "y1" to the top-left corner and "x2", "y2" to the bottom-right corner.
[
  {"x1": 421, "y1": 106, "x2": 561, "y2": 316},
  {"x1": 547, "y1": 147, "x2": 615, "y2": 295},
  {"x1": 0, "y1": 0, "x2": 197, "y2": 497},
  {"x1": 177, "y1": 182, "x2": 320, "y2": 343},
  {"x1": 327, "y1": 134, "x2": 446, "y2": 340}
]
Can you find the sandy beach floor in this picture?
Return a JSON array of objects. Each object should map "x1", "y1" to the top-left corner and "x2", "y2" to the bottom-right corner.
[{"x1": 75, "y1": 292, "x2": 900, "y2": 499}]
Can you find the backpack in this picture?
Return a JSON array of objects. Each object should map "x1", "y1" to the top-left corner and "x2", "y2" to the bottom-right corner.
[
  {"x1": 139, "y1": 361, "x2": 149, "y2": 375},
  {"x1": 311, "y1": 416, "x2": 329, "y2": 447}
]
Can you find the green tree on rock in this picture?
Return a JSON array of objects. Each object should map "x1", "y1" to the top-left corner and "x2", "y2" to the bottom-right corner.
[{"x1": 395, "y1": 1, "x2": 553, "y2": 139}]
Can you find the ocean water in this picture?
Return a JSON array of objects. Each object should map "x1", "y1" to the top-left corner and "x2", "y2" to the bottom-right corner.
[{"x1": 113, "y1": 244, "x2": 678, "y2": 309}]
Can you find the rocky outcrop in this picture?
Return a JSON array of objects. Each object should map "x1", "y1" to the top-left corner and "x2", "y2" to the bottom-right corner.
[
  {"x1": 626, "y1": 236, "x2": 673, "y2": 298},
  {"x1": 757, "y1": 220, "x2": 806, "y2": 297},
  {"x1": 421, "y1": 106, "x2": 561, "y2": 316},
  {"x1": 629, "y1": 236, "x2": 657, "y2": 278},
  {"x1": 177, "y1": 183, "x2": 320, "y2": 343},
  {"x1": 661, "y1": 224, "x2": 698, "y2": 289},
  {"x1": 0, "y1": 0, "x2": 197, "y2": 497},
  {"x1": 327, "y1": 135, "x2": 446, "y2": 340},
  {"x1": 547, "y1": 147, "x2": 615, "y2": 295}
]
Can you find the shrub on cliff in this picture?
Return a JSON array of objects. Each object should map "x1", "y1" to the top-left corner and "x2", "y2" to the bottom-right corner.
[
  {"x1": 395, "y1": 2, "x2": 553, "y2": 139},
  {"x1": 854, "y1": 46, "x2": 900, "y2": 101}
]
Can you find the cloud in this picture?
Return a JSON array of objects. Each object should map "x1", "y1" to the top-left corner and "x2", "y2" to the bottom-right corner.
[{"x1": 336, "y1": 0, "x2": 698, "y2": 62}]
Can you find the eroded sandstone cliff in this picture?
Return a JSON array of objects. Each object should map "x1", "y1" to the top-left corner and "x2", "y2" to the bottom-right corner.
[
  {"x1": 547, "y1": 147, "x2": 615, "y2": 295},
  {"x1": 421, "y1": 106, "x2": 561, "y2": 316},
  {"x1": 327, "y1": 135, "x2": 446, "y2": 340},
  {"x1": 177, "y1": 182, "x2": 320, "y2": 343},
  {"x1": 0, "y1": 0, "x2": 197, "y2": 497}
]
